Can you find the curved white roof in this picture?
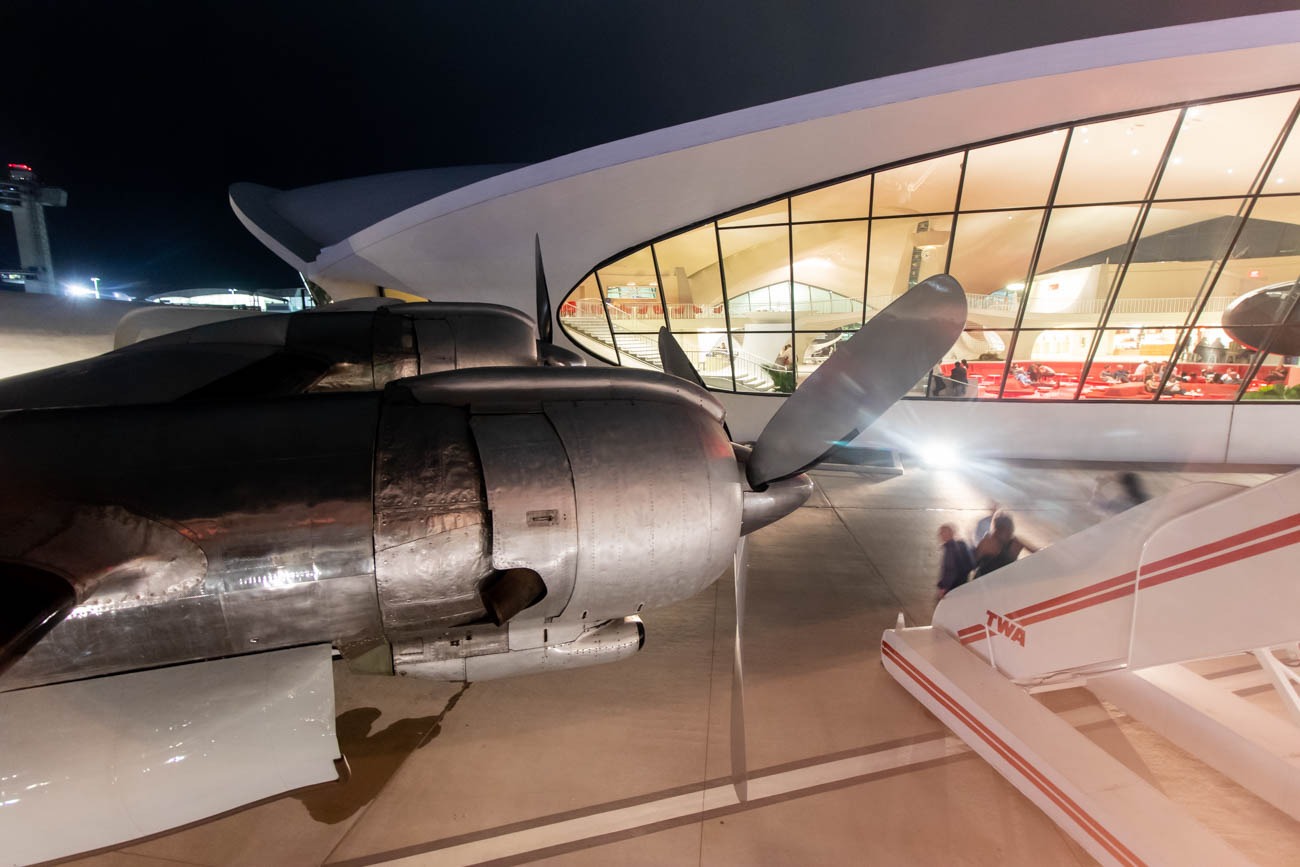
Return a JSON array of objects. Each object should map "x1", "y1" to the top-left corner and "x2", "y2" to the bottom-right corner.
[{"x1": 230, "y1": 12, "x2": 1300, "y2": 313}]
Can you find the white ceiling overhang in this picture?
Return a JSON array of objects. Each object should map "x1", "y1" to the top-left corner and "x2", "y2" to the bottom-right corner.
[{"x1": 231, "y1": 12, "x2": 1300, "y2": 313}]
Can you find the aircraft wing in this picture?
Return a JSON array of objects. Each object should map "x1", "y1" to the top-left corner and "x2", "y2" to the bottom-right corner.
[
  {"x1": 0, "y1": 500, "x2": 211, "y2": 678},
  {"x1": 0, "y1": 300, "x2": 556, "y2": 411},
  {"x1": 0, "y1": 343, "x2": 333, "y2": 411},
  {"x1": 0, "y1": 645, "x2": 339, "y2": 866}
]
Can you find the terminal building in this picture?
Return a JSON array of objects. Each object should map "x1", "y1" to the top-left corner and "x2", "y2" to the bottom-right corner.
[
  {"x1": 558, "y1": 86, "x2": 1300, "y2": 405},
  {"x1": 231, "y1": 12, "x2": 1300, "y2": 467}
]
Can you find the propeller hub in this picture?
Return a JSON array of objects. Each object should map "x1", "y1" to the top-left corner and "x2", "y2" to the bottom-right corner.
[
  {"x1": 741, "y1": 473, "x2": 815, "y2": 536},
  {"x1": 733, "y1": 443, "x2": 815, "y2": 535}
]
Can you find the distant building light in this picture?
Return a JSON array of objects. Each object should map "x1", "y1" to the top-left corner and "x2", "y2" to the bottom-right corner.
[{"x1": 145, "y1": 287, "x2": 313, "y2": 311}]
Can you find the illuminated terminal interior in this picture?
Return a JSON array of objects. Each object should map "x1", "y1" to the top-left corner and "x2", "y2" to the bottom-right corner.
[{"x1": 559, "y1": 87, "x2": 1300, "y2": 403}]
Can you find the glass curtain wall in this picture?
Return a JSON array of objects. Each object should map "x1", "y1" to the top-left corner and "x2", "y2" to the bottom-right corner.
[{"x1": 559, "y1": 88, "x2": 1300, "y2": 401}]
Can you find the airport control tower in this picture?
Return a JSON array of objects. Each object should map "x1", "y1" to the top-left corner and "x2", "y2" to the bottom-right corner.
[{"x1": 1, "y1": 163, "x2": 67, "y2": 293}]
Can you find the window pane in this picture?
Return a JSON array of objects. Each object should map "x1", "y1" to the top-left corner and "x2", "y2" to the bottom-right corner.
[
  {"x1": 1055, "y1": 111, "x2": 1179, "y2": 205},
  {"x1": 792, "y1": 176, "x2": 872, "y2": 222},
  {"x1": 1182, "y1": 196, "x2": 1300, "y2": 369},
  {"x1": 1156, "y1": 92, "x2": 1298, "y2": 200},
  {"x1": 793, "y1": 283, "x2": 811, "y2": 308},
  {"x1": 872, "y1": 153, "x2": 963, "y2": 217},
  {"x1": 926, "y1": 330, "x2": 1008, "y2": 400},
  {"x1": 661, "y1": 331, "x2": 736, "y2": 392},
  {"x1": 1226, "y1": 281, "x2": 1300, "y2": 356},
  {"x1": 1102, "y1": 199, "x2": 1246, "y2": 330},
  {"x1": 1156, "y1": 350, "x2": 1249, "y2": 402},
  {"x1": 1079, "y1": 330, "x2": 1165, "y2": 401},
  {"x1": 1242, "y1": 353, "x2": 1300, "y2": 401},
  {"x1": 1001, "y1": 329, "x2": 1094, "y2": 399},
  {"x1": 598, "y1": 248, "x2": 662, "y2": 334},
  {"x1": 721, "y1": 225, "x2": 792, "y2": 332},
  {"x1": 865, "y1": 216, "x2": 952, "y2": 315},
  {"x1": 558, "y1": 273, "x2": 617, "y2": 365},
  {"x1": 728, "y1": 331, "x2": 794, "y2": 393},
  {"x1": 718, "y1": 200, "x2": 788, "y2": 228},
  {"x1": 1265, "y1": 119, "x2": 1300, "y2": 194},
  {"x1": 655, "y1": 225, "x2": 726, "y2": 332},
  {"x1": 948, "y1": 211, "x2": 1044, "y2": 325},
  {"x1": 795, "y1": 323, "x2": 864, "y2": 379},
  {"x1": 792, "y1": 221, "x2": 868, "y2": 330},
  {"x1": 959, "y1": 131, "x2": 1064, "y2": 211},
  {"x1": 1022, "y1": 205, "x2": 1143, "y2": 329},
  {"x1": 1177, "y1": 322, "x2": 1257, "y2": 367},
  {"x1": 793, "y1": 331, "x2": 836, "y2": 388}
]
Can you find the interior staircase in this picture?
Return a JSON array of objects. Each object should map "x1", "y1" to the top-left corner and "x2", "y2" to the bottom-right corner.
[{"x1": 561, "y1": 315, "x2": 778, "y2": 393}]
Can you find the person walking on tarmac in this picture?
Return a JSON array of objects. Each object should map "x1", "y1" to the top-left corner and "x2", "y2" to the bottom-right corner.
[
  {"x1": 936, "y1": 523, "x2": 974, "y2": 598},
  {"x1": 973, "y1": 510, "x2": 1037, "y2": 577}
]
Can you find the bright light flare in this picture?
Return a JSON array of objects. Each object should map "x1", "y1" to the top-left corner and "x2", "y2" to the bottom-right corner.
[{"x1": 919, "y1": 441, "x2": 961, "y2": 469}]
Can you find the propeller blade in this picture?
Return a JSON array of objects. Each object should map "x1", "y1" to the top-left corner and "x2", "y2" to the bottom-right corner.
[
  {"x1": 658, "y1": 327, "x2": 708, "y2": 389},
  {"x1": 730, "y1": 534, "x2": 749, "y2": 803},
  {"x1": 746, "y1": 274, "x2": 967, "y2": 489},
  {"x1": 535, "y1": 234, "x2": 553, "y2": 345}
]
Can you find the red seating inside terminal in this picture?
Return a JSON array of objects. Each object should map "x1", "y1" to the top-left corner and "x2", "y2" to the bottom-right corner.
[{"x1": 937, "y1": 361, "x2": 1273, "y2": 400}]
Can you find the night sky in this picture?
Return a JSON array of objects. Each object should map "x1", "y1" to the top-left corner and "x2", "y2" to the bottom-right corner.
[{"x1": 4, "y1": 1, "x2": 1294, "y2": 297}]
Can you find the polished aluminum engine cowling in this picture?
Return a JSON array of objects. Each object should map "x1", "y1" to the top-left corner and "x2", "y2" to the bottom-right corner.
[
  {"x1": 0, "y1": 368, "x2": 740, "y2": 690},
  {"x1": 0, "y1": 394, "x2": 385, "y2": 690},
  {"x1": 373, "y1": 367, "x2": 743, "y2": 680}
]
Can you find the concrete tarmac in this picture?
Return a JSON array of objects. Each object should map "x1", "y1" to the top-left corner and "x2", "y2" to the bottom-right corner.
[{"x1": 71, "y1": 461, "x2": 1300, "y2": 867}]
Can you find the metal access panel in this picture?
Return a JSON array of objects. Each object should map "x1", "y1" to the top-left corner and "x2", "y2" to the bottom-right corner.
[
  {"x1": 471, "y1": 414, "x2": 579, "y2": 620},
  {"x1": 545, "y1": 398, "x2": 740, "y2": 620},
  {"x1": 373, "y1": 403, "x2": 492, "y2": 633}
]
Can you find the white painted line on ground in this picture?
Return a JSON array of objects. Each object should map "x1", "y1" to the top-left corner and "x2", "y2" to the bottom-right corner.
[
  {"x1": 374, "y1": 736, "x2": 970, "y2": 867},
  {"x1": 364, "y1": 690, "x2": 1118, "y2": 866}
]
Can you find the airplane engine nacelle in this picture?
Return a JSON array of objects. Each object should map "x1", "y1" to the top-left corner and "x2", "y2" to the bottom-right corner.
[{"x1": 370, "y1": 367, "x2": 742, "y2": 678}]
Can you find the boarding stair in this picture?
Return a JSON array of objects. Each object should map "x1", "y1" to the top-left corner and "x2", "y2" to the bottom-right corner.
[{"x1": 883, "y1": 468, "x2": 1300, "y2": 866}]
